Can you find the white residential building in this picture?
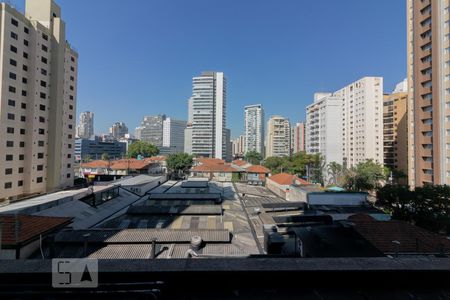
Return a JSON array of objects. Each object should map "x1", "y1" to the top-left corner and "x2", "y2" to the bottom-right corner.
[
  {"x1": 0, "y1": 0, "x2": 78, "y2": 200},
  {"x1": 76, "y1": 111, "x2": 93, "y2": 139},
  {"x1": 232, "y1": 135, "x2": 245, "y2": 158},
  {"x1": 162, "y1": 118, "x2": 187, "y2": 154},
  {"x1": 244, "y1": 104, "x2": 264, "y2": 156},
  {"x1": 266, "y1": 116, "x2": 291, "y2": 158},
  {"x1": 109, "y1": 121, "x2": 128, "y2": 140},
  {"x1": 306, "y1": 93, "x2": 343, "y2": 165},
  {"x1": 291, "y1": 122, "x2": 306, "y2": 154},
  {"x1": 187, "y1": 71, "x2": 227, "y2": 159}
]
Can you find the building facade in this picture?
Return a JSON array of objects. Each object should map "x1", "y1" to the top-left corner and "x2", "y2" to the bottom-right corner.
[
  {"x1": 291, "y1": 122, "x2": 306, "y2": 154},
  {"x1": 162, "y1": 117, "x2": 187, "y2": 154},
  {"x1": 306, "y1": 93, "x2": 343, "y2": 165},
  {"x1": 109, "y1": 122, "x2": 128, "y2": 140},
  {"x1": 188, "y1": 71, "x2": 227, "y2": 159},
  {"x1": 266, "y1": 116, "x2": 291, "y2": 158},
  {"x1": 407, "y1": 0, "x2": 450, "y2": 186},
  {"x1": 75, "y1": 136, "x2": 126, "y2": 161},
  {"x1": 0, "y1": 0, "x2": 78, "y2": 200},
  {"x1": 383, "y1": 91, "x2": 408, "y2": 177},
  {"x1": 244, "y1": 104, "x2": 264, "y2": 156},
  {"x1": 137, "y1": 115, "x2": 166, "y2": 146},
  {"x1": 76, "y1": 111, "x2": 93, "y2": 139},
  {"x1": 232, "y1": 135, "x2": 245, "y2": 158}
]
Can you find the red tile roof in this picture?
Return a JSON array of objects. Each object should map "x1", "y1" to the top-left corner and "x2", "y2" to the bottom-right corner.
[
  {"x1": 81, "y1": 157, "x2": 165, "y2": 170},
  {"x1": 80, "y1": 160, "x2": 110, "y2": 168},
  {"x1": 0, "y1": 215, "x2": 72, "y2": 246},
  {"x1": 268, "y1": 173, "x2": 310, "y2": 185},
  {"x1": 232, "y1": 160, "x2": 249, "y2": 167},
  {"x1": 349, "y1": 214, "x2": 450, "y2": 254},
  {"x1": 191, "y1": 164, "x2": 239, "y2": 173},
  {"x1": 245, "y1": 165, "x2": 271, "y2": 174},
  {"x1": 197, "y1": 158, "x2": 225, "y2": 165}
]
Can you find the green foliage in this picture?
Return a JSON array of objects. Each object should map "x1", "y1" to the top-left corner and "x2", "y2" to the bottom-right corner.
[
  {"x1": 232, "y1": 173, "x2": 240, "y2": 182},
  {"x1": 377, "y1": 184, "x2": 450, "y2": 234},
  {"x1": 244, "y1": 151, "x2": 263, "y2": 165},
  {"x1": 327, "y1": 162, "x2": 344, "y2": 186},
  {"x1": 344, "y1": 160, "x2": 387, "y2": 192},
  {"x1": 82, "y1": 155, "x2": 92, "y2": 163},
  {"x1": 101, "y1": 152, "x2": 110, "y2": 161},
  {"x1": 166, "y1": 153, "x2": 194, "y2": 174},
  {"x1": 127, "y1": 141, "x2": 159, "y2": 158}
]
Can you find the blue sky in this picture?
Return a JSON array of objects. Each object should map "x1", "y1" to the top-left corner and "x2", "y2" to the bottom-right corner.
[{"x1": 11, "y1": 0, "x2": 406, "y2": 139}]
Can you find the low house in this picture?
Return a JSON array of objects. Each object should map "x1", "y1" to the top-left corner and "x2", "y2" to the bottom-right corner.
[
  {"x1": 244, "y1": 165, "x2": 271, "y2": 185},
  {"x1": 231, "y1": 160, "x2": 252, "y2": 169},
  {"x1": 190, "y1": 161, "x2": 239, "y2": 182},
  {"x1": 266, "y1": 173, "x2": 311, "y2": 199},
  {"x1": 79, "y1": 156, "x2": 166, "y2": 177}
]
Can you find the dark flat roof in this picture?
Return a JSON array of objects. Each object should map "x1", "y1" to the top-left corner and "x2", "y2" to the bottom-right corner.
[
  {"x1": 127, "y1": 205, "x2": 222, "y2": 215},
  {"x1": 181, "y1": 181, "x2": 209, "y2": 188}
]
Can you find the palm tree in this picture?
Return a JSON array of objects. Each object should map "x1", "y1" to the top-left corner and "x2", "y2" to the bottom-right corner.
[{"x1": 327, "y1": 162, "x2": 343, "y2": 186}]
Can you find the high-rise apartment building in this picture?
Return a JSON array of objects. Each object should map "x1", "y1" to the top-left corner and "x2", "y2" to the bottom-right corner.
[
  {"x1": 162, "y1": 118, "x2": 187, "y2": 154},
  {"x1": 137, "y1": 115, "x2": 166, "y2": 146},
  {"x1": 291, "y1": 122, "x2": 306, "y2": 154},
  {"x1": 383, "y1": 91, "x2": 408, "y2": 176},
  {"x1": 232, "y1": 135, "x2": 246, "y2": 158},
  {"x1": 407, "y1": 0, "x2": 450, "y2": 186},
  {"x1": 266, "y1": 116, "x2": 291, "y2": 158},
  {"x1": 335, "y1": 77, "x2": 384, "y2": 168},
  {"x1": 244, "y1": 104, "x2": 264, "y2": 155},
  {"x1": 0, "y1": 0, "x2": 78, "y2": 200},
  {"x1": 187, "y1": 71, "x2": 227, "y2": 159},
  {"x1": 306, "y1": 93, "x2": 343, "y2": 165},
  {"x1": 76, "y1": 111, "x2": 94, "y2": 139},
  {"x1": 109, "y1": 122, "x2": 128, "y2": 140}
]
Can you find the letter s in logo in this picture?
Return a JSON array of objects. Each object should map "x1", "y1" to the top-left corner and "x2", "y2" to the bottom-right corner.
[{"x1": 57, "y1": 261, "x2": 71, "y2": 285}]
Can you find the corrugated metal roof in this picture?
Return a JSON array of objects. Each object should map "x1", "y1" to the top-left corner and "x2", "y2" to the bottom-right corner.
[
  {"x1": 127, "y1": 205, "x2": 222, "y2": 215},
  {"x1": 148, "y1": 193, "x2": 221, "y2": 201},
  {"x1": 89, "y1": 244, "x2": 153, "y2": 259}
]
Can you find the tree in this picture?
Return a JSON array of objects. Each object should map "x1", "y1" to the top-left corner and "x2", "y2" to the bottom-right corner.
[
  {"x1": 82, "y1": 155, "x2": 92, "y2": 163},
  {"x1": 244, "y1": 151, "x2": 262, "y2": 165},
  {"x1": 127, "y1": 141, "x2": 159, "y2": 158},
  {"x1": 327, "y1": 161, "x2": 343, "y2": 186},
  {"x1": 309, "y1": 154, "x2": 325, "y2": 186},
  {"x1": 263, "y1": 156, "x2": 284, "y2": 174},
  {"x1": 377, "y1": 184, "x2": 415, "y2": 221},
  {"x1": 166, "y1": 153, "x2": 194, "y2": 178},
  {"x1": 344, "y1": 160, "x2": 386, "y2": 192},
  {"x1": 101, "y1": 152, "x2": 110, "y2": 161}
]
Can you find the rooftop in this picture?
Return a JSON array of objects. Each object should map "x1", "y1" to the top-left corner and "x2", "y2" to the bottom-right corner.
[{"x1": 268, "y1": 173, "x2": 310, "y2": 185}]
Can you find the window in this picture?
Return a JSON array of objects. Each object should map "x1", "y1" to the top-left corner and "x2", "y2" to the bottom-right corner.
[
  {"x1": 24, "y1": 39, "x2": 28, "y2": 46},
  {"x1": 41, "y1": 68, "x2": 47, "y2": 76},
  {"x1": 39, "y1": 116, "x2": 45, "y2": 123},
  {"x1": 70, "y1": 66, "x2": 75, "y2": 71},
  {"x1": 70, "y1": 76, "x2": 74, "y2": 81},
  {"x1": 37, "y1": 165, "x2": 44, "y2": 171},
  {"x1": 40, "y1": 92, "x2": 46, "y2": 99},
  {"x1": 71, "y1": 56, "x2": 75, "y2": 62},
  {"x1": 19, "y1": 154, "x2": 24, "y2": 161},
  {"x1": 4, "y1": 182, "x2": 12, "y2": 189},
  {"x1": 6, "y1": 141, "x2": 14, "y2": 147},
  {"x1": 67, "y1": 154, "x2": 72, "y2": 158},
  {"x1": 40, "y1": 80, "x2": 47, "y2": 87},
  {"x1": 20, "y1": 116, "x2": 26, "y2": 122},
  {"x1": 24, "y1": 27, "x2": 29, "y2": 34},
  {"x1": 7, "y1": 127, "x2": 14, "y2": 134},
  {"x1": 20, "y1": 129, "x2": 25, "y2": 135},
  {"x1": 10, "y1": 59, "x2": 17, "y2": 66},
  {"x1": 38, "y1": 128, "x2": 45, "y2": 135},
  {"x1": 21, "y1": 103, "x2": 26, "y2": 109},
  {"x1": 42, "y1": 44, "x2": 48, "y2": 52},
  {"x1": 38, "y1": 141, "x2": 44, "y2": 147},
  {"x1": 9, "y1": 86, "x2": 16, "y2": 93},
  {"x1": 68, "y1": 124, "x2": 73, "y2": 129},
  {"x1": 41, "y1": 57, "x2": 47, "y2": 64},
  {"x1": 7, "y1": 113, "x2": 15, "y2": 120},
  {"x1": 9, "y1": 72, "x2": 16, "y2": 80},
  {"x1": 69, "y1": 95, "x2": 74, "y2": 100},
  {"x1": 19, "y1": 141, "x2": 24, "y2": 147},
  {"x1": 421, "y1": 54, "x2": 432, "y2": 63},
  {"x1": 69, "y1": 105, "x2": 73, "y2": 110},
  {"x1": 6, "y1": 155, "x2": 13, "y2": 161},
  {"x1": 18, "y1": 167, "x2": 24, "y2": 174},
  {"x1": 67, "y1": 173, "x2": 71, "y2": 178},
  {"x1": 5, "y1": 168, "x2": 12, "y2": 175},
  {"x1": 69, "y1": 114, "x2": 73, "y2": 120},
  {"x1": 67, "y1": 164, "x2": 71, "y2": 168},
  {"x1": 10, "y1": 32, "x2": 18, "y2": 40},
  {"x1": 10, "y1": 45, "x2": 17, "y2": 53},
  {"x1": 21, "y1": 90, "x2": 27, "y2": 97},
  {"x1": 22, "y1": 77, "x2": 27, "y2": 84},
  {"x1": 8, "y1": 99, "x2": 15, "y2": 107},
  {"x1": 23, "y1": 52, "x2": 28, "y2": 59},
  {"x1": 38, "y1": 153, "x2": 44, "y2": 159},
  {"x1": 18, "y1": 180, "x2": 23, "y2": 187},
  {"x1": 70, "y1": 85, "x2": 74, "y2": 91},
  {"x1": 40, "y1": 104, "x2": 46, "y2": 111},
  {"x1": 23, "y1": 65, "x2": 28, "y2": 71},
  {"x1": 68, "y1": 134, "x2": 72, "y2": 139},
  {"x1": 42, "y1": 33, "x2": 48, "y2": 41},
  {"x1": 37, "y1": 177, "x2": 43, "y2": 183},
  {"x1": 11, "y1": 18, "x2": 18, "y2": 27},
  {"x1": 68, "y1": 144, "x2": 72, "y2": 149}
]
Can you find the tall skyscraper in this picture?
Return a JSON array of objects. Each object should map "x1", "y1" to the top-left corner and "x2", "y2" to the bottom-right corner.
[
  {"x1": 0, "y1": 0, "x2": 78, "y2": 200},
  {"x1": 76, "y1": 112, "x2": 94, "y2": 139},
  {"x1": 232, "y1": 135, "x2": 245, "y2": 158},
  {"x1": 162, "y1": 118, "x2": 187, "y2": 154},
  {"x1": 109, "y1": 122, "x2": 128, "y2": 140},
  {"x1": 187, "y1": 71, "x2": 227, "y2": 159},
  {"x1": 306, "y1": 93, "x2": 343, "y2": 165},
  {"x1": 335, "y1": 77, "x2": 384, "y2": 168},
  {"x1": 291, "y1": 122, "x2": 306, "y2": 154},
  {"x1": 244, "y1": 104, "x2": 264, "y2": 156},
  {"x1": 383, "y1": 89, "x2": 408, "y2": 177},
  {"x1": 137, "y1": 115, "x2": 166, "y2": 146},
  {"x1": 407, "y1": 0, "x2": 450, "y2": 186},
  {"x1": 266, "y1": 116, "x2": 291, "y2": 158}
]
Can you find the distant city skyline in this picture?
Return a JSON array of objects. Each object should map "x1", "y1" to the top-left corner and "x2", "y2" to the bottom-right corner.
[{"x1": 7, "y1": 0, "x2": 406, "y2": 139}]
